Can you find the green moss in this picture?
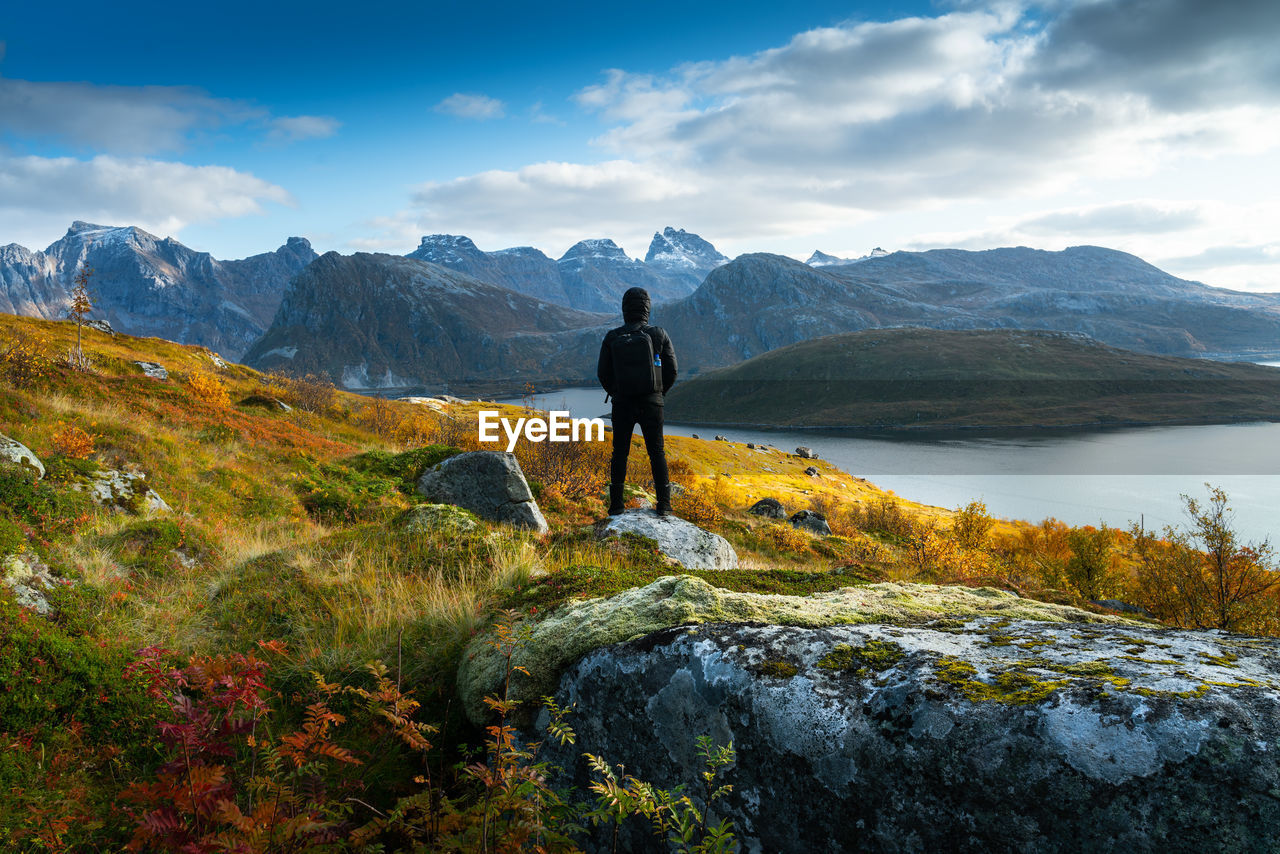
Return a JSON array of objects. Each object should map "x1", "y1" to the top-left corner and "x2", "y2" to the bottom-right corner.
[
  {"x1": 1133, "y1": 684, "x2": 1212, "y2": 700},
  {"x1": 754, "y1": 660, "x2": 799, "y2": 679},
  {"x1": 932, "y1": 656, "x2": 1070, "y2": 705},
  {"x1": 460, "y1": 574, "x2": 1132, "y2": 724},
  {"x1": 816, "y1": 640, "x2": 905, "y2": 676},
  {"x1": 346, "y1": 445, "x2": 460, "y2": 493},
  {"x1": 1199, "y1": 651, "x2": 1240, "y2": 668}
]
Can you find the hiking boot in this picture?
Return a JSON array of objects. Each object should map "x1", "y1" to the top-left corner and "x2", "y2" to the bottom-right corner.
[
  {"x1": 608, "y1": 483, "x2": 625, "y2": 516},
  {"x1": 655, "y1": 482, "x2": 672, "y2": 517}
]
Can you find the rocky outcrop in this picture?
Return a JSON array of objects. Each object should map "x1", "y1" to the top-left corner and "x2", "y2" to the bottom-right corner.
[
  {"x1": 78, "y1": 469, "x2": 171, "y2": 515},
  {"x1": 537, "y1": 610, "x2": 1280, "y2": 853},
  {"x1": 597, "y1": 510, "x2": 737, "y2": 571},
  {"x1": 3, "y1": 552, "x2": 65, "y2": 616},
  {"x1": 1, "y1": 433, "x2": 44, "y2": 479},
  {"x1": 749, "y1": 498, "x2": 786, "y2": 519},
  {"x1": 416, "y1": 451, "x2": 548, "y2": 534},
  {"x1": 457, "y1": 575, "x2": 1126, "y2": 725},
  {"x1": 134, "y1": 361, "x2": 168, "y2": 380},
  {"x1": 790, "y1": 509, "x2": 831, "y2": 535}
]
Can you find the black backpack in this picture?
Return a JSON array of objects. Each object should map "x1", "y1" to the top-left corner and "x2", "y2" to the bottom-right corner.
[{"x1": 610, "y1": 324, "x2": 662, "y2": 396}]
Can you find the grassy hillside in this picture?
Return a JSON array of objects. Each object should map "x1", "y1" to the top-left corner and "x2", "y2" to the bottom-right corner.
[
  {"x1": 665, "y1": 327, "x2": 1280, "y2": 430},
  {"x1": 3, "y1": 313, "x2": 1276, "y2": 849}
]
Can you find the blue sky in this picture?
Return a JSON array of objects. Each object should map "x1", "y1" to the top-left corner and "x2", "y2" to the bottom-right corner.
[{"x1": 3, "y1": 0, "x2": 1279, "y2": 291}]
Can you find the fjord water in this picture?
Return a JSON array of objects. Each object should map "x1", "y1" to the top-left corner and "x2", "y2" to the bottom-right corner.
[{"x1": 498, "y1": 387, "x2": 1280, "y2": 543}]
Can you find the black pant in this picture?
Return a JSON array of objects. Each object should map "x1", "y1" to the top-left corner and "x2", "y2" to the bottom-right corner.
[{"x1": 610, "y1": 396, "x2": 668, "y2": 488}]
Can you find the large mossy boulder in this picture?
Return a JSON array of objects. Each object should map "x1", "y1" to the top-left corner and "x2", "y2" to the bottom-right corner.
[
  {"x1": 532, "y1": 607, "x2": 1280, "y2": 853},
  {"x1": 456, "y1": 575, "x2": 1127, "y2": 726},
  {"x1": 597, "y1": 510, "x2": 737, "y2": 571},
  {"x1": 416, "y1": 451, "x2": 548, "y2": 535}
]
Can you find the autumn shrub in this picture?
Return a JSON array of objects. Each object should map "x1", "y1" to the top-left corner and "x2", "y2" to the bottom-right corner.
[
  {"x1": 668, "y1": 457, "x2": 695, "y2": 488},
  {"x1": 394, "y1": 411, "x2": 439, "y2": 448},
  {"x1": 991, "y1": 518, "x2": 1073, "y2": 592},
  {"x1": 186, "y1": 371, "x2": 231, "y2": 408},
  {"x1": 0, "y1": 328, "x2": 55, "y2": 388},
  {"x1": 1063, "y1": 524, "x2": 1119, "y2": 600},
  {"x1": 673, "y1": 482, "x2": 723, "y2": 528},
  {"x1": 52, "y1": 421, "x2": 97, "y2": 459},
  {"x1": 266, "y1": 370, "x2": 336, "y2": 414},
  {"x1": 951, "y1": 500, "x2": 994, "y2": 550},
  {"x1": 356, "y1": 395, "x2": 400, "y2": 439},
  {"x1": 853, "y1": 496, "x2": 918, "y2": 540},
  {"x1": 516, "y1": 433, "x2": 611, "y2": 499},
  {"x1": 1128, "y1": 486, "x2": 1280, "y2": 633},
  {"x1": 759, "y1": 522, "x2": 809, "y2": 553},
  {"x1": 122, "y1": 645, "x2": 439, "y2": 853}
]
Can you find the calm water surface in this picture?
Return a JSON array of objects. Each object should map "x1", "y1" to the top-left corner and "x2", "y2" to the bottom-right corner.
[{"x1": 495, "y1": 387, "x2": 1280, "y2": 543}]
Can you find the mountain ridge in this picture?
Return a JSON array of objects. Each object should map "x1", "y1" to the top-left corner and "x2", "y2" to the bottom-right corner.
[{"x1": 0, "y1": 221, "x2": 316, "y2": 358}]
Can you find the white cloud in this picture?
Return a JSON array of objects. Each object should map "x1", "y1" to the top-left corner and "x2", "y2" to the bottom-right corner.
[
  {"x1": 266, "y1": 115, "x2": 341, "y2": 143},
  {"x1": 0, "y1": 154, "x2": 293, "y2": 251},
  {"x1": 434, "y1": 93, "x2": 506, "y2": 120},
  {"x1": 402, "y1": 2, "x2": 1280, "y2": 278}
]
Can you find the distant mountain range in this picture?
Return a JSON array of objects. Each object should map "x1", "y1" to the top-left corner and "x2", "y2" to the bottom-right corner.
[
  {"x1": 5, "y1": 220, "x2": 1280, "y2": 393},
  {"x1": 0, "y1": 221, "x2": 316, "y2": 359},
  {"x1": 408, "y1": 226, "x2": 727, "y2": 312},
  {"x1": 239, "y1": 245, "x2": 1280, "y2": 392}
]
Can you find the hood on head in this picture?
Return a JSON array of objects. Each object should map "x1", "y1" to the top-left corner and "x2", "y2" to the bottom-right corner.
[{"x1": 622, "y1": 287, "x2": 651, "y2": 323}]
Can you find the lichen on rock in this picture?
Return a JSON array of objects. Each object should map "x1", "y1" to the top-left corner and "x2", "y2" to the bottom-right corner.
[
  {"x1": 456, "y1": 574, "x2": 1129, "y2": 724},
  {"x1": 540, "y1": 617, "x2": 1280, "y2": 852}
]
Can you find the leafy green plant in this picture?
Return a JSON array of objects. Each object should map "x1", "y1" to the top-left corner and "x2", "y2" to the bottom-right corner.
[{"x1": 585, "y1": 735, "x2": 738, "y2": 854}]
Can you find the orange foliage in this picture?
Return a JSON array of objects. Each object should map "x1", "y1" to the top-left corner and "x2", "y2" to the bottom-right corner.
[
  {"x1": 187, "y1": 372, "x2": 230, "y2": 408},
  {"x1": 52, "y1": 422, "x2": 96, "y2": 459}
]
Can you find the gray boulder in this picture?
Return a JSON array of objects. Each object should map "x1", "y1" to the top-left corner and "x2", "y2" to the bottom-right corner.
[
  {"x1": 3, "y1": 552, "x2": 65, "y2": 615},
  {"x1": 85, "y1": 318, "x2": 116, "y2": 336},
  {"x1": 416, "y1": 451, "x2": 548, "y2": 534},
  {"x1": 79, "y1": 469, "x2": 172, "y2": 515},
  {"x1": 790, "y1": 509, "x2": 831, "y2": 535},
  {"x1": 135, "y1": 361, "x2": 168, "y2": 380},
  {"x1": 540, "y1": 618, "x2": 1280, "y2": 853},
  {"x1": 0, "y1": 433, "x2": 44, "y2": 479},
  {"x1": 795, "y1": 446, "x2": 817, "y2": 459},
  {"x1": 597, "y1": 510, "x2": 738, "y2": 571},
  {"x1": 749, "y1": 497, "x2": 787, "y2": 519},
  {"x1": 804, "y1": 466, "x2": 821, "y2": 477}
]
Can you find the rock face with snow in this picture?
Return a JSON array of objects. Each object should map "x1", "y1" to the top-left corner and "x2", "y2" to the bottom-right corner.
[
  {"x1": 415, "y1": 451, "x2": 548, "y2": 534},
  {"x1": 407, "y1": 227, "x2": 724, "y2": 313},
  {"x1": 0, "y1": 222, "x2": 317, "y2": 359},
  {"x1": 494, "y1": 577, "x2": 1280, "y2": 853},
  {"x1": 805, "y1": 247, "x2": 890, "y2": 267},
  {"x1": 642, "y1": 226, "x2": 729, "y2": 290},
  {"x1": 597, "y1": 510, "x2": 738, "y2": 570}
]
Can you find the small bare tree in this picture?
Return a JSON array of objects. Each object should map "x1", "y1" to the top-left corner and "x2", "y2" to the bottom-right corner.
[{"x1": 68, "y1": 265, "x2": 94, "y2": 369}]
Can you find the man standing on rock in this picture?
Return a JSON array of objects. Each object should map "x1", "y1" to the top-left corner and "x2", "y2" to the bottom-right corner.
[{"x1": 597, "y1": 287, "x2": 677, "y2": 517}]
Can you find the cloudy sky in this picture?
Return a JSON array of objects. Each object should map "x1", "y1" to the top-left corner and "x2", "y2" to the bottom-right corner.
[{"x1": 2, "y1": 0, "x2": 1278, "y2": 290}]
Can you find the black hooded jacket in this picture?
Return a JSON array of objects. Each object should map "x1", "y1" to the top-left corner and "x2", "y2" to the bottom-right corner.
[{"x1": 597, "y1": 287, "x2": 677, "y2": 402}]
